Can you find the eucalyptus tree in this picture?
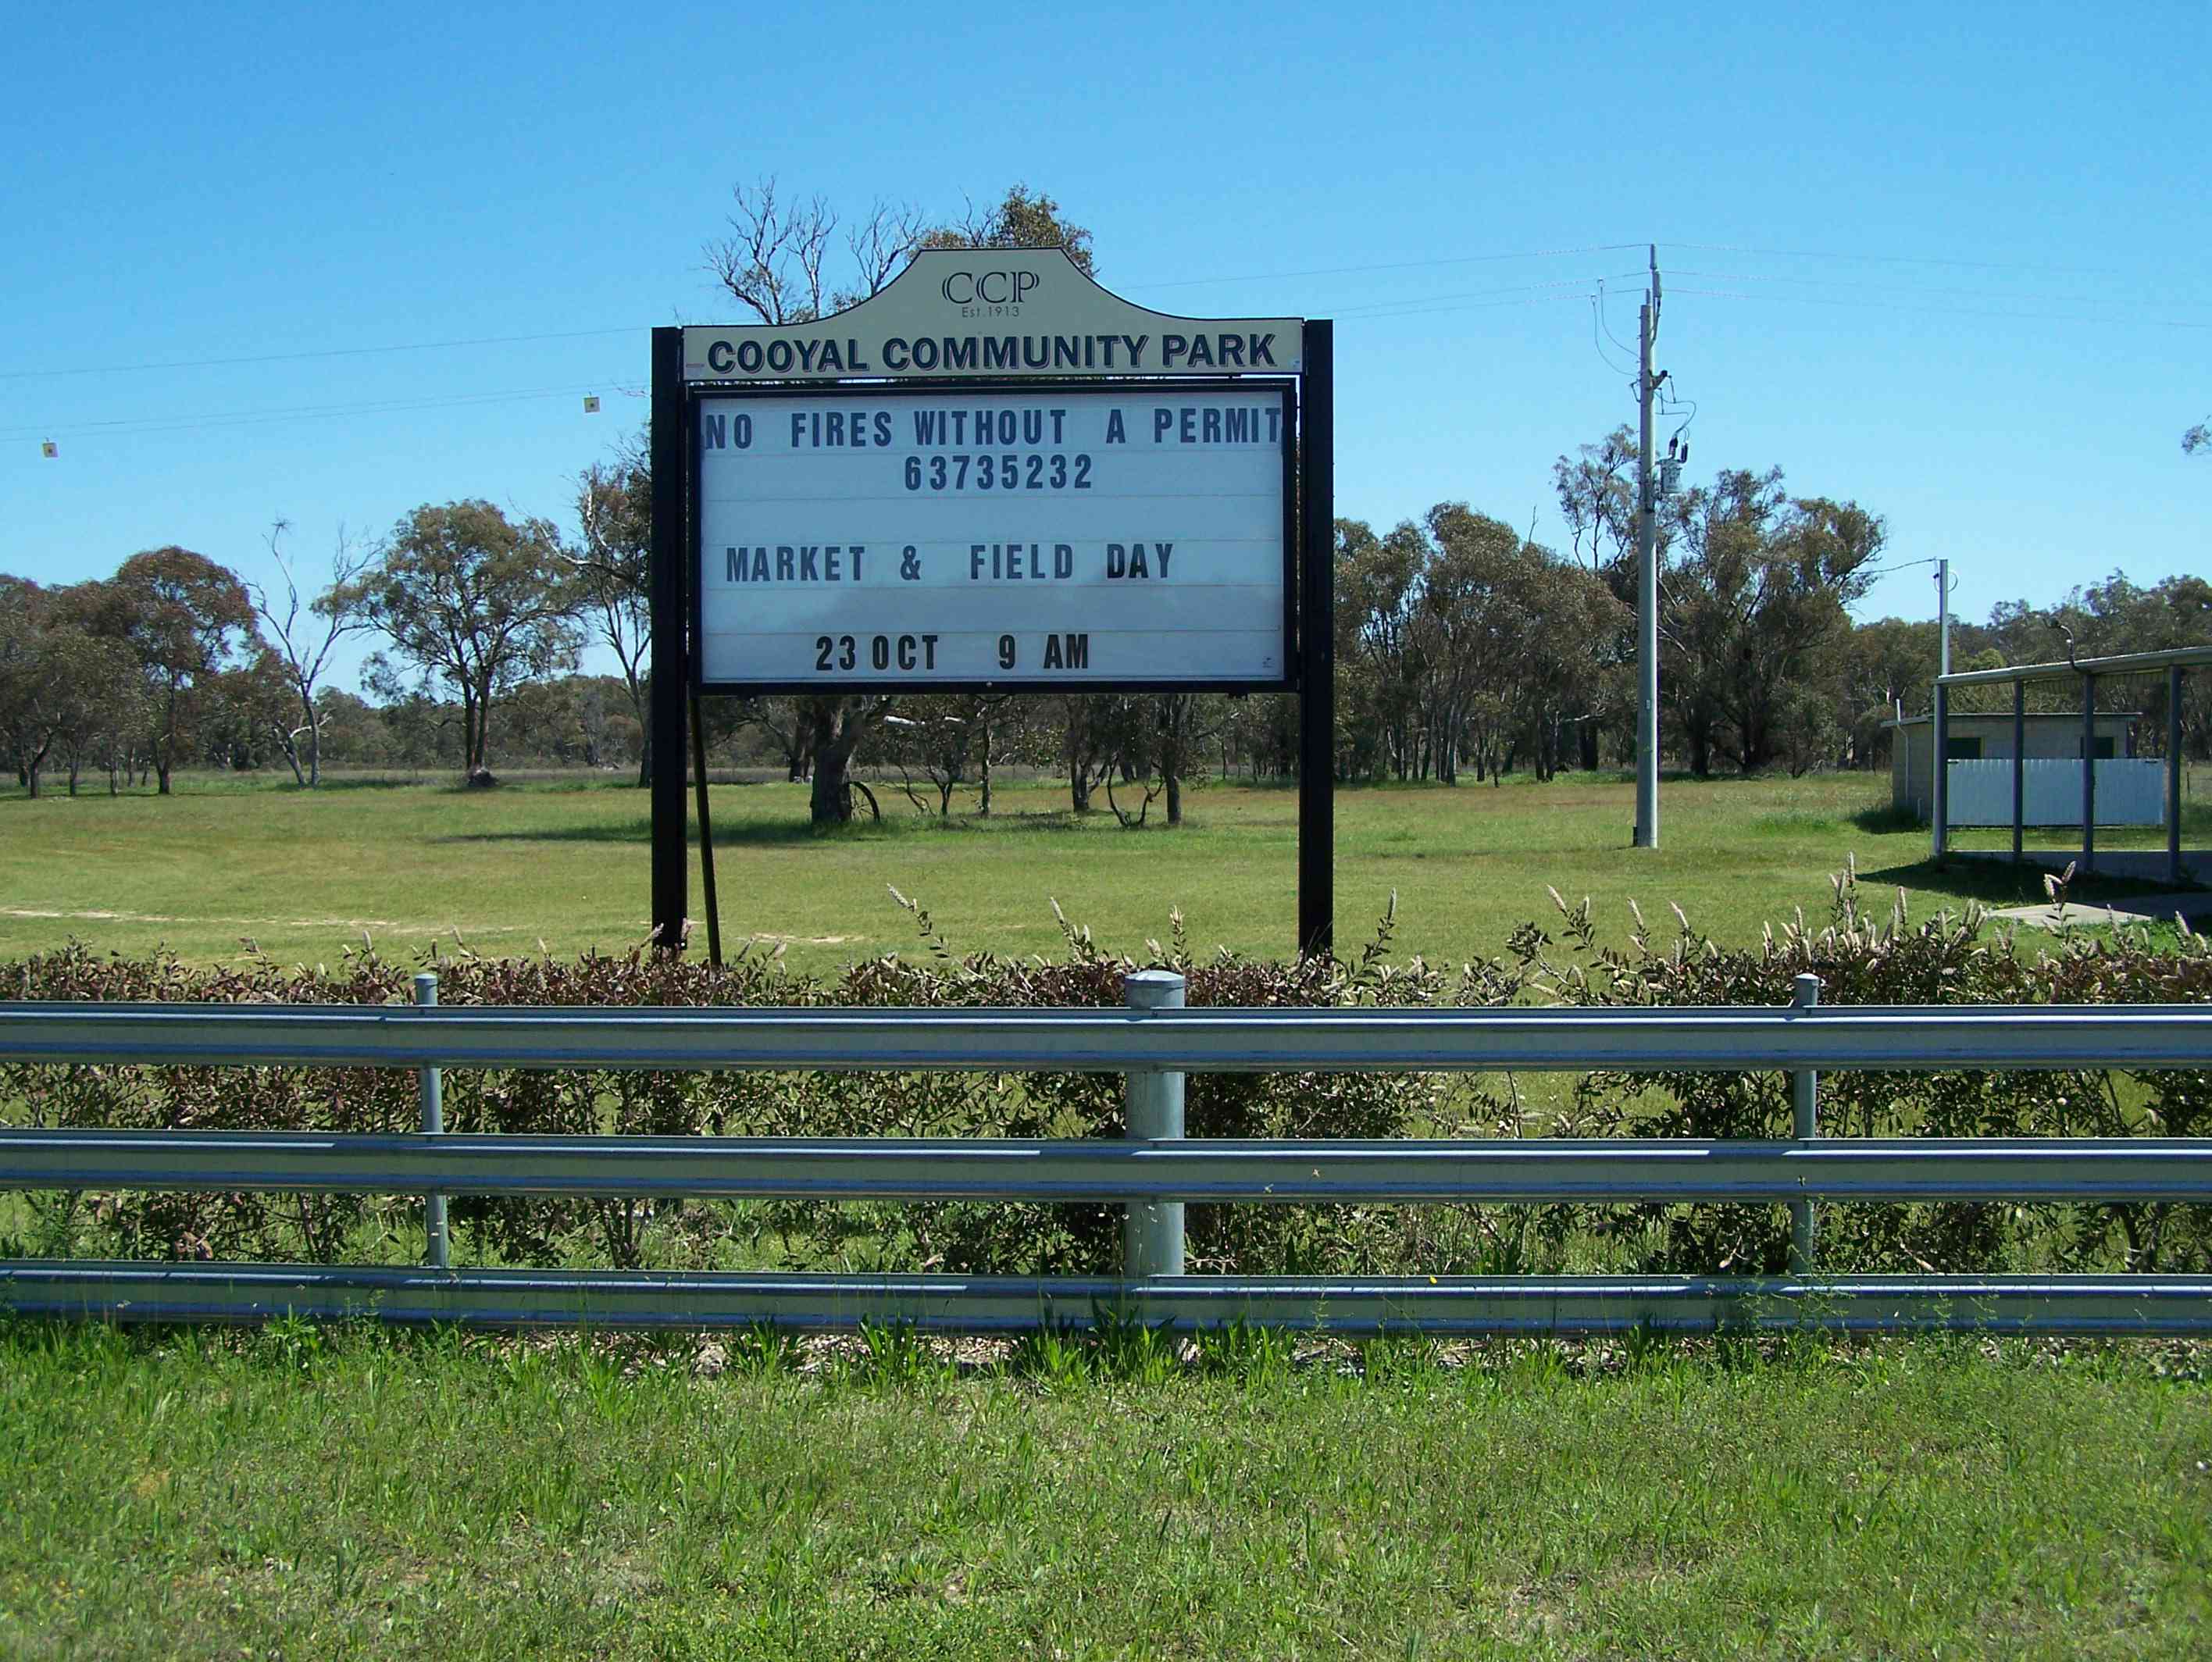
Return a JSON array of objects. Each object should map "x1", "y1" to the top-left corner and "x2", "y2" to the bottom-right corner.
[
  {"x1": 96, "y1": 547, "x2": 259, "y2": 794},
  {"x1": 1336, "y1": 519, "x2": 1427, "y2": 780},
  {"x1": 1664, "y1": 469, "x2": 1882, "y2": 776},
  {"x1": 0, "y1": 578, "x2": 144, "y2": 797},
  {"x1": 570, "y1": 433, "x2": 655, "y2": 784},
  {"x1": 339, "y1": 501, "x2": 582, "y2": 776}
]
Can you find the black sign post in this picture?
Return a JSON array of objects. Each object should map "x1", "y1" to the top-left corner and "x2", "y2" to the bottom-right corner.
[
  {"x1": 1297, "y1": 320, "x2": 1334, "y2": 960},
  {"x1": 648, "y1": 326, "x2": 689, "y2": 950}
]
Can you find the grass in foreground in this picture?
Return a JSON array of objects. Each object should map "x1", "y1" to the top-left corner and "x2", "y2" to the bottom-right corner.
[
  {"x1": 2, "y1": 769, "x2": 2200, "y2": 974},
  {"x1": 2, "y1": 1320, "x2": 2207, "y2": 1659}
]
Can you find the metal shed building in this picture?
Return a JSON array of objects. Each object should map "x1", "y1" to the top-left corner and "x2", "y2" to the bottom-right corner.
[
  {"x1": 1930, "y1": 644, "x2": 2210, "y2": 879},
  {"x1": 1886, "y1": 710, "x2": 2140, "y2": 822}
]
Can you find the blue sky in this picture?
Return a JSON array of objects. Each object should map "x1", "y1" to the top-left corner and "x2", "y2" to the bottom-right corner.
[{"x1": 4, "y1": 0, "x2": 2206, "y2": 690}]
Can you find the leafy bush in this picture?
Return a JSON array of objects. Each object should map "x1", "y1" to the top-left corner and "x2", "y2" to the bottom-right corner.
[
  {"x1": 5, "y1": 870, "x2": 2209, "y2": 1276},
  {"x1": 0, "y1": 899, "x2": 1457, "y2": 1273},
  {"x1": 1518, "y1": 867, "x2": 2212, "y2": 1273}
]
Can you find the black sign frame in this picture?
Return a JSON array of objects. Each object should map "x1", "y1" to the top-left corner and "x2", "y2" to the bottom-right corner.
[{"x1": 648, "y1": 319, "x2": 1335, "y2": 959}]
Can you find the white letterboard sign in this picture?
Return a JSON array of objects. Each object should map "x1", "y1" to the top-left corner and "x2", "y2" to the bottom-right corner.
[{"x1": 693, "y1": 383, "x2": 1295, "y2": 690}]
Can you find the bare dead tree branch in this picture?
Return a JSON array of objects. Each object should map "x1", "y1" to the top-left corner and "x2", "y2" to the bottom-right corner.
[{"x1": 247, "y1": 519, "x2": 372, "y2": 786}]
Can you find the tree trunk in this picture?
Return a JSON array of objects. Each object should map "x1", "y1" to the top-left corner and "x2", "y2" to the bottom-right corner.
[
  {"x1": 1165, "y1": 771, "x2": 1182, "y2": 826},
  {"x1": 809, "y1": 751, "x2": 852, "y2": 822},
  {"x1": 805, "y1": 697, "x2": 878, "y2": 825},
  {"x1": 465, "y1": 683, "x2": 488, "y2": 772}
]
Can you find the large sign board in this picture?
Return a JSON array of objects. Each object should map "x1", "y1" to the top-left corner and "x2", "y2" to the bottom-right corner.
[
  {"x1": 648, "y1": 247, "x2": 1336, "y2": 954},
  {"x1": 692, "y1": 380, "x2": 1294, "y2": 691}
]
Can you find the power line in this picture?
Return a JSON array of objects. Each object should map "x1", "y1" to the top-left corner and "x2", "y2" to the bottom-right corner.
[
  {"x1": 5, "y1": 237, "x2": 2192, "y2": 385},
  {"x1": 22, "y1": 246, "x2": 2197, "y2": 443},
  {"x1": 0, "y1": 327, "x2": 639, "y2": 383},
  {"x1": 1659, "y1": 241, "x2": 2128, "y2": 277},
  {"x1": 1670, "y1": 268, "x2": 2212, "y2": 313},
  {"x1": 1, "y1": 248, "x2": 1653, "y2": 383},
  {"x1": 1336, "y1": 292, "x2": 1609, "y2": 326},
  {"x1": 1671, "y1": 285, "x2": 2212, "y2": 333},
  {"x1": 1335, "y1": 273, "x2": 1643, "y2": 319},
  {"x1": 1122, "y1": 244, "x2": 1647, "y2": 291},
  {"x1": 1593, "y1": 280, "x2": 1639, "y2": 366},
  {"x1": 12, "y1": 281, "x2": 1637, "y2": 437},
  {"x1": 4, "y1": 381, "x2": 616, "y2": 444}
]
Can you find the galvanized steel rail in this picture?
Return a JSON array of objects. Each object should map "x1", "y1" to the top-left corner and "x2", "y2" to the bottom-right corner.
[
  {"x1": 4, "y1": 978, "x2": 2210, "y2": 1336},
  {"x1": 6, "y1": 1129, "x2": 2212, "y2": 1204},
  {"x1": 9, "y1": 1263, "x2": 2210, "y2": 1336},
  {"x1": 3, "y1": 996, "x2": 2210, "y2": 1072}
]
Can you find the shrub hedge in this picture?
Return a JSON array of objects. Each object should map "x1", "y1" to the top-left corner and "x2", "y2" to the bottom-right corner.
[{"x1": 4, "y1": 872, "x2": 2207, "y2": 1276}]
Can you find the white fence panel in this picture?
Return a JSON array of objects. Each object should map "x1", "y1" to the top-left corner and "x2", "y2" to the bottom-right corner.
[{"x1": 1946, "y1": 758, "x2": 2165, "y2": 827}]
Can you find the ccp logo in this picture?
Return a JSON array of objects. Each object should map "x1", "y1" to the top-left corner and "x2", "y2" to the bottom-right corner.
[{"x1": 941, "y1": 269, "x2": 1040, "y2": 306}]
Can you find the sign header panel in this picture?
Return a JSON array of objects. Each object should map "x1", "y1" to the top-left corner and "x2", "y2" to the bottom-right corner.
[
  {"x1": 694, "y1": 382, "x2": 1293, "y2": 690},
  {"x1": 683, "y1": 248, "x2": 1301, "y2": 383}
]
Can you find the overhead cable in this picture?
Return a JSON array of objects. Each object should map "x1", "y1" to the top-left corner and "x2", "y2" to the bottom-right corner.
[{"x1": 1671, "y1": 286, "x2": 2212, "y2": 332}]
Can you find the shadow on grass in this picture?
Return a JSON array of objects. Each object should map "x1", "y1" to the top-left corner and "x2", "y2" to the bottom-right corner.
[
  {"x1": 435, "y1": 809, "x2": 1097, "y2": 848},
  {"x1": 1859, "y1": 858, "x2": 2200, "y2": 909},
  {"x1": 1849, "y1": 803, "x2": 1924, "y2": 835},
  {"x1": 249, "y1": 775, "x2": 447, "y2": 795},
  {"x1": 439, "y1": 816, "x2": 831, "y2": 848},
  {"x1": 1853, "y1": 801, "x2": 2212, "y2": 843},
  {"x1": 0, "y1": 775, "x2": 444, "y2": 803}
]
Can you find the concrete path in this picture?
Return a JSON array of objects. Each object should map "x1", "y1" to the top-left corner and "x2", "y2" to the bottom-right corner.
[
  {"x1": 1991, "y1": 889, "x2": 2212, "y2": 930},
  {"x1": 1950, "y1": 847, "x2": 2210, "y2": 929}
]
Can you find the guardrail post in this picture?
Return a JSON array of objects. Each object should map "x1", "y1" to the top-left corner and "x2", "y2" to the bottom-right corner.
[
  {"x1": 414, "y1": 972, "x2": 449, "y2": 1270},
  {"x1": 1122, "y1": 969, "x2": 1186, "y2": 1279},
  {"x1": 1789, "y1": 973, "x2": 1821, "y2": 1275}
]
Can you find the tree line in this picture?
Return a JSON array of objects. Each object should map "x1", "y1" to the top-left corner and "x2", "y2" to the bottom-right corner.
[
  {"x1": 0, "y1": 496, "x2": 632, "y2": 797},
  {"x1": 9, "y1": 492, "x2": 2203, "y2": 808}
]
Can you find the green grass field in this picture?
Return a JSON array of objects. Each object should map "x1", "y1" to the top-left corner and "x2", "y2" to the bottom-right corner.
[
  {"x1": 2, "y1": 1321, "x2": 2206, "y2": 1660},
  {"x1": 1, "y1": 769, "x2": 2196, "y2": 975},
  {"x1": 7, "y1": 773, "x2": 2209, "y2": 1658}
]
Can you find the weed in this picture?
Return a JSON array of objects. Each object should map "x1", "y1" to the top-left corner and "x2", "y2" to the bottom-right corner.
[
  {"x1": 1191, "y1": 1318, "x2": 1295, "y2": 1382},
  {"x1": 726, "y1": 1321, "x2": 802, "y2": 1376},
  {"x1": 1089, "y1": 1304, "x2": 1181, "y2": 1383},
  {"x1": 1005, "y1": 1323, "x2": 1090, "y2": 1389},
  {"x1": 854, "y1": 1320, "x2": 941, "y2": 1387}
]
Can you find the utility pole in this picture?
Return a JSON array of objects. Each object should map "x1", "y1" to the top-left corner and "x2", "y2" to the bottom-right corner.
[
  {"x1": 1936, "y1": 557, "x2": 1952, "y2": 677},
  {"x1": 1928, "y1": 566, "x2": 1964, "y2": 863},
  {"x1": 1633, "y1": 244, "x2": 1661, "y2": 849},
  {"x1": 1932, "y1": 558, "x2": 1952, "y2": 861}
]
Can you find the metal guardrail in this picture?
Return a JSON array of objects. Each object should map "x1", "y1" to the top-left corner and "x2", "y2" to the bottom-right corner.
[
  {"x1": 8, "y1": 1264, "x2": 2210, "y2": 1336},
  {"x1": 4, "y1": 970, "x2": 2210, "y2": 1336},
  {"x1": 5, "y1": 997, "x2": 2212, "y2": 1073},
  {"x1": 7, "y1": 1130, "x2": 2212, "y2": 1204}
]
